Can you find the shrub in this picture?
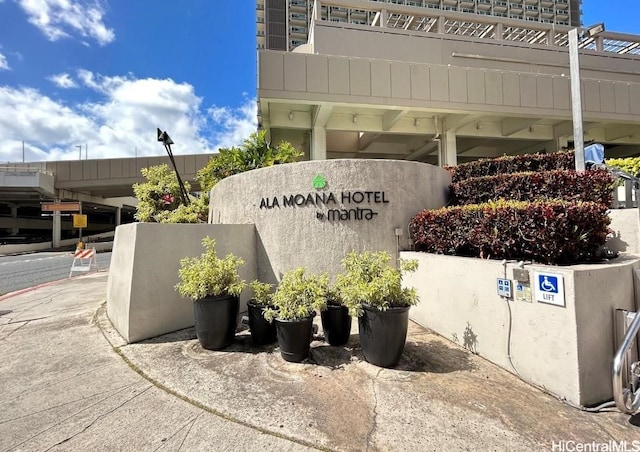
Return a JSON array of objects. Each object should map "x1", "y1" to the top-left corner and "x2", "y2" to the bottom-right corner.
[
  {"x1": 196, "y1": 130, "x2": 302, "y2": 194},
  {"x1": 175, "y1": 237, "x2": 246, "y2": 300},
  {"x1": 409, "y1": 199, "x2": 610, "y2": 265},
  {"x1": 448, "y1": 151, "x2": 575, "y2": 182},
  {"x1": 334, "y1": 250, "x2": 419, "y2": 317},
  {"x1": 133, "y1": 164, "x2": 206, "y2": 223},
  {"x1": 451, "y1": 169, "x2": 615, "y2": 206},
  {"x1": 263, "y1": 267, "x2": 328, "y2": 322},
  {"x1": 606, "y1": 157, "x2": 640, "y2": 179}
]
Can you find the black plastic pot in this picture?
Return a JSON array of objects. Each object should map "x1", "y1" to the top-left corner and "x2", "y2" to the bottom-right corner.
[
  {"x1": 275, "y1": 313, "x2": 316, "y2": 362},
  {"x1": 358, "y1": 304, "x2": 410, "y2": 368},
  {"x1": 247, "y1": 300, "x2": 277, "y2": 345},
  {"x1": 193, "y1": 294, "x2": 239, "y2": 350},
  {"x1": 321, "y1": 305, "x2": 352, "y2": 346}
]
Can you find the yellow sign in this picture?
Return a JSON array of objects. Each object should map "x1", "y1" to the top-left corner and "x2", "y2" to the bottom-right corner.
[{"x1": 73, "y1": 214, "x2": 88, "y2": 228}]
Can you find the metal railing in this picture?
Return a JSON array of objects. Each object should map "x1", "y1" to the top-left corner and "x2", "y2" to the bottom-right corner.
[
  {"x1": 611, "y1": 169, "x2": 639, "y2": 209},
  {"x1": 311, "y1": 0, "x2": 640, "y2": 57},
  {"x1": 613, "y1": 270, "x2": 640, "y2": 414}
]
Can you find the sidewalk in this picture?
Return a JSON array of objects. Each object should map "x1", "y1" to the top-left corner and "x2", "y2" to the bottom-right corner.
[{"x1": 0, "y1": 272, "x2": 638, "y2": 451}]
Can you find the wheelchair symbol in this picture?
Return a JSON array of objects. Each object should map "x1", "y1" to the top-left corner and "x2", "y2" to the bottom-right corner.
[{"x1": 540, "y1": 276, "x2": 557, "y2": 293}]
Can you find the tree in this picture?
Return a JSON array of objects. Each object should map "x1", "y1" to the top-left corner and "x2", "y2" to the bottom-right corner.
[
  {"x1": 132, "y1": 131, "x2": 302, "y2": 224},
  {"x1": 196, "y1": 130, "x2": 302, "y2": 194},
  {"x1": 132, "y1": 164, "x2": 207, "y2": 223}
]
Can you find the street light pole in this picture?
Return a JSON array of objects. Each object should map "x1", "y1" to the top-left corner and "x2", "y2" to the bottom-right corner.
[
  {"x1": 568, "y1": 23, "x2": 605, "y2": 172},
  {"x1": 568, "y1": 28, "x2": 584, "y2": 171}
]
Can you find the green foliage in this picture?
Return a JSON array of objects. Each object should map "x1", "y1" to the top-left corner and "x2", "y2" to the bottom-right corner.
[
  {"x1": 606, "y1": 157, "x2": 640, "y2": 178},
  {"x1": 334, "y1": 251, "x2": 419, "y2": 317},
  {"x1": 175, "y1": 237, "x2": 246, "y2": 300},
  {"x1": 249, "y1": 280, "x2": 274, "y2": 307},
  {"x1": 263, "y1": 267, "x2": 328, "y2": 322},
  {"x1": 133, "y1": 164, "x2": 208, "y2": 223},
  {"x1": 196, "y1": 130, "x2": 303, "y2": 194}
]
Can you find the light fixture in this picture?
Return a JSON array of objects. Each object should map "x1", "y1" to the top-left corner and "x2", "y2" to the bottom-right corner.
[
  {"x1": 288, "y1": 111, "x2": 294, "y2": 121},
  {"x1": 583, "y1": 22, "x2": 605, "y2": 38},
  {"x1": 352, "y1": 114, "x2": 358, "y2": 124},
  {"x1": 414, "y1": 118, "x2": 420, "y2": 127}
]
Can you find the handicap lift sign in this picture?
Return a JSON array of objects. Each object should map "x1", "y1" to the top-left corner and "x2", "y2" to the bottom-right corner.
[{"x1": 533, "y1": 272, "x2": 565, "y2": 307}]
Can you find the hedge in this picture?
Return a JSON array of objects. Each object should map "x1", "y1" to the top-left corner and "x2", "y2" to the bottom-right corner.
[
  {"x1": 448, "y1": 151, "x2": 575, "y2": 182},
  {"x1": 409, "y1": 199, "x2": 610, "y2": 265},
  {"x1": 450, "y1": 169, "x2": 615, "y2": 206}
]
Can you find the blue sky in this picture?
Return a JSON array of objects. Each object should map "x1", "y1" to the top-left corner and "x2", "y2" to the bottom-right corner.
[{"x1": 0, "y1": 1, "x2": 637, "y2": 163}]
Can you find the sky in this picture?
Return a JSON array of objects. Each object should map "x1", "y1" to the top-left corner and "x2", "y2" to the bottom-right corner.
[{"x1": 0, "y1": 1, "x2": 637, "y2": 163}]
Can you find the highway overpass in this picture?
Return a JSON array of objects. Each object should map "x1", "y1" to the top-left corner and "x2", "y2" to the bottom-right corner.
[{"x1": 0, "y1": 153, "x2": 212, "y2": 247}]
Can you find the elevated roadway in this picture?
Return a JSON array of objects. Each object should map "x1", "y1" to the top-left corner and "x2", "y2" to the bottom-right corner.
[{"x1": 0, "y1": 154, "x2": 212, "y2": 246}]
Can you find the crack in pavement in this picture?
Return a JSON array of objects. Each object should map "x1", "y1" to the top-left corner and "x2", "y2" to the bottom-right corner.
[
  {"x1": 365, "y1": 368, "x2": 383, "y2": 452},
  {"x1": 3, "y1": 382, "x2": 152, "y2": 452},
  {"x1": 0, "y1": 381, "x2": 143, "y2": 427},
  {"x1": 152, "y1": 413, "x2": 202, "y2": 452},
  {"x1": 41, "y1": 385, "x2": 154, "y2": 451},
  {"x1": 0, "y1": 361, "x2": 119, "y2": 406}
]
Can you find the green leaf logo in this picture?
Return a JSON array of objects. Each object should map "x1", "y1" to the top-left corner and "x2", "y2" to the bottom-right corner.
[{"x1": 312, "y1": 174, "x2": 327, "y2": 189}]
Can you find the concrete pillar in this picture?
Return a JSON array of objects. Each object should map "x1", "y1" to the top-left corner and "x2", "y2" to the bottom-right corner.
[
  {"x1": 547, "y1": 136, "x2": 569, "y2": 153},
  {"x1": 438, "y1": 130, "x2": 457, "y2": 167},
  {"x1": 115, "y1": 207, "x2": 122, "y2": 226},
  {"x1": 9, "y1": 204, "x2": 19, "y2": 236},
  {"x1": 52, "y1": 210, "x2": 61, "y2": 248},
  {"x1": 310, "y1": 126, "x2": 327, "y2": 161}
]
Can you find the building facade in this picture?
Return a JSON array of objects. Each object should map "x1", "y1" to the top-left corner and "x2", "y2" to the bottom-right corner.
[{"x1": 257, "y1": 0, "x2": 581, "y2": 51}]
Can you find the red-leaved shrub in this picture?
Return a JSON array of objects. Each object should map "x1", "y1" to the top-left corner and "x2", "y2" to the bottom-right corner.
[
  {"x1": 451, "y1": 169, "x2": 615, "y2": 206},
  {"x1": 409, "y1": 199, "x2": 610, "y2": 264},
  {"x1": 447, "y1": 151, "x2": 575, "y2": 183}
]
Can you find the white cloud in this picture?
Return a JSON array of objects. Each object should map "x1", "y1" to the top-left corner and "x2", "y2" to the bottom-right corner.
[
  {"x1": 0, "y1": 52, "x2": 9, "y2": 70},
  {"x1": 208, "y1": 97, "x2": 258, "y2": 150},
  {"x1": 0, "y1": 73, "x2": 258, "y2": 163},
  {"x1": 17, "y1": 0, "x2": 115, "y2": 46},
  {"x1": 48, "y1": 72, "x2": 77, "y2": 88}
]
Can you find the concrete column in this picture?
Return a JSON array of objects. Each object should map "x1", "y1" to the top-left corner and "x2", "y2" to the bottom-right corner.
[
  {"x1": 52, "y1": 210, "x2": 61, "y2": 248},
  {"x1": 9, "y1": 204, "x2": 19, "y2": 236},
  {"x1": 546, "y1": 136, "x2": 569, "y2": 153},
  {"x1": 310, "y1": 126, "x2": 327, "y2": 161},
  {"x1": 115, "y1": 207, "x2": 122, "y2": 226},
  {"x1": 380, "y1": 9, "x2": 387, "y2": 27},
  {"x1": 438, "y1": 130, "x2": 457, "y2": 167}
]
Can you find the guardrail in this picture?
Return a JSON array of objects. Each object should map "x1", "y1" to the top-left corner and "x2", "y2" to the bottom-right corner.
[{"x1": 312, "y1": 0, "x2": 640, "y2": 57}]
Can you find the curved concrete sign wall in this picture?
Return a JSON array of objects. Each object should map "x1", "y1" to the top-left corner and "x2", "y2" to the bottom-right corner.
[{"x1": 209, "y1": 159, "x2": 450, "y2": 283}]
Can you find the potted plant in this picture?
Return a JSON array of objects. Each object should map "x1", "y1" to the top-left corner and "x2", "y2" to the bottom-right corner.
[
  {"x1": 335, "y1": 250, "x2": 419, "y2": 368},
  {"x1": 175, "y1": 237, "x2": 246, "y2": 350},
  {"x1": 264, "y1": 267, "x2": 328, "y2": 362},
  {"x1": 320, "y1": 287, "x2": 352, "y2": 346},
  {"x1": 247, "y1": 280, "x2": 277, "y2": 345}
]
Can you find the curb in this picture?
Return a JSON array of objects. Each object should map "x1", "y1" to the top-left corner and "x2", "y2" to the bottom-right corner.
[{"x1": 0, "y1": 269, "x2": 108, "y2": 302}]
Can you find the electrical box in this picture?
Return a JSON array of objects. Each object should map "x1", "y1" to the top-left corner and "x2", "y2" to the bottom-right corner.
[{"x1": 513, "y1": 268, "x2": 530, "y2": 283}]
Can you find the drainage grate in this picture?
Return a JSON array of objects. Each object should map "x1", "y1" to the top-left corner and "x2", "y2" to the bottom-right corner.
[{"x1": 0, "y1": 310, "x2": 12, "y2": 317}]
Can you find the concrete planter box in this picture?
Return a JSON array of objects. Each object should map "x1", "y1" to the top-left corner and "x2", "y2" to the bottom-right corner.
[
  {"x1": 403, "y1": 251, "x2": 640, "y2": 406},
  {"x1": 106, "y1": 223, "x2": 257, "y2": 343}
]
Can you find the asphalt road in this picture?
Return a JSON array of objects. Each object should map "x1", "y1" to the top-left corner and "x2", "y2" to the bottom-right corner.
[{"x1": 0, "y1": 251, "x2": 111, "y2": 296}]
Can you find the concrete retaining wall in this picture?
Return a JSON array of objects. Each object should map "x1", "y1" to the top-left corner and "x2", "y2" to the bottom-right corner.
[
  {"x1": 608, "y1": 209, "x2": 640, "y2": 255},
  {"x1": 209, "y1": 159, "x2": 450, "y2": 284},
  {"x1": 106, "y1": 223, "x2": 257, "y2": 343},
  {"x1": 403, "y1": 251, "x2": 640, "y2": 406}
]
